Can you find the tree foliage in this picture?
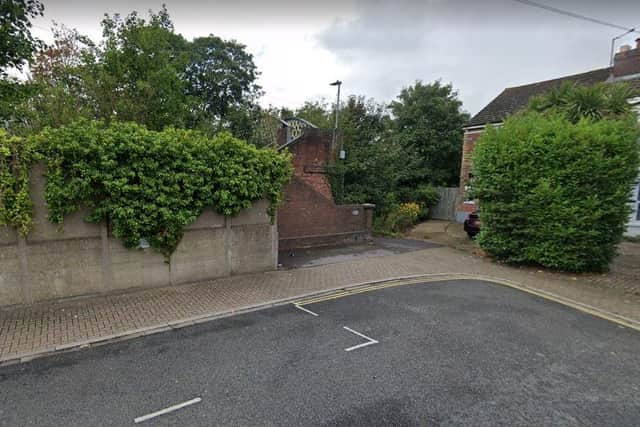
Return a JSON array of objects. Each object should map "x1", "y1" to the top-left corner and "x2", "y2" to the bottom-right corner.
[
  {"x1": 294, "y1": 100, "x2": 333, "y2": 129},
  {"x1": 186, "y1": 35, "x2": 262, "y2": 136},
  {"x1": 529, "y1": 81, "x2": 636, "y2": 123},
  {"x1": 472, "y1": 84, "x2": 640, "y2": 272},
  {"x1": 0, "y1": 120, "x2": 292, "y2": 256},
  {"x1": 0, "y1": 0, "x2": 43, "y2": 74},
  {"x1": 0, "y1": 0, "x2": 43, "y2": 131},
  {"x1": 0, "y1": 129, "x2": 39, "y2": 235},
  {"x1": 289, "y1": 92, "x2": 450, "y2": 223},
  {"x1": 329, "y1": 96, "x2": 404, "y2": 209},
  {"x1": 89, "y1": 7, "x2": 193, "y2": 130},
  {"x1": 10, "y1": 7, "x2": 263, "y2": 138},
  {"x1": 32, "y1": 120, "x2": 291, "y2": 256},
  {"x1": 390, "y1": 80, "x2": 468, "y2": 186}
]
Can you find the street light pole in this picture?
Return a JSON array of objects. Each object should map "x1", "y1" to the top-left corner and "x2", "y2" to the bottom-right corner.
[
  {"x1": 329, "y1": 80, "x2": 344, "y2": 202},
  {"x1": 330, "y1": 80, "x2": 342, "y2": 152},
  {"x1": 610, "y1": 28, "x2": 635, "y2": 66}
]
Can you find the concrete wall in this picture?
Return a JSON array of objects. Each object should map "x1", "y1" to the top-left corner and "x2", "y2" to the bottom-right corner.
[{"x1": 0, "y1": 163, "x2": 277, "y2": 307}]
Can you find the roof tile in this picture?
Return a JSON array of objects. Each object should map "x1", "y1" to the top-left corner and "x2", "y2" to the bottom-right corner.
[{"x1": 467, "y1": 67, "x2": 623, "y2": 127}]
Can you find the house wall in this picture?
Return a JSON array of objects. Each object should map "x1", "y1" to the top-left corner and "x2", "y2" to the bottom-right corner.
[
  {"x1": 455, "y1": 128, "x2": 485, "y2": 222},
  {"x1": 0, "y1": 163, "x2": 277, "y2": 307},
  {"x1": 277, "y1": 128, "x2": 374, "y2": 250}
]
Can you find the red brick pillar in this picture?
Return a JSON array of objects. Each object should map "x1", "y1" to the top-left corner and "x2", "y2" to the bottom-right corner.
[{"x1": 455, "y1": 128, "x2": 484, "y2": 222}]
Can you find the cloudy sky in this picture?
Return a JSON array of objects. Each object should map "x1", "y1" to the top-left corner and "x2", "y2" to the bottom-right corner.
[{"x1": 33, "y1": 0, "x2": 640, "y2": 116}]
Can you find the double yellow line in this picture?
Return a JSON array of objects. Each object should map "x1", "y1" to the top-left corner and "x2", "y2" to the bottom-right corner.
[
  {"x1": 295, "y1": 276, "x2": 449, "y2": 306},
  {"x1": 293, "y1": 274, "x2": 640, "y2": 333}
]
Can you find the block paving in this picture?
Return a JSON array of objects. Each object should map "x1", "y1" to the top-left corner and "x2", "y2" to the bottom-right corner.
[{"x1": 1, "y1": 243, "x2": 639, "y2": 363}]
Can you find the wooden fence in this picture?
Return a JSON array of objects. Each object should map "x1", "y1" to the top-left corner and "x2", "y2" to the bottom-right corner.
[{"x1": 430, "y1": 187, "x2": 459, "y2": 220}]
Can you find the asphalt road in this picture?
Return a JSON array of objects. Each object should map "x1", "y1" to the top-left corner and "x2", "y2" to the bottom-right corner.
[
  {"x1": 278, "y1": 237, "x2": 440, "y2": 268},
  {"x1": 1, "y1": 279, "x2": 639, "y2": 426}
]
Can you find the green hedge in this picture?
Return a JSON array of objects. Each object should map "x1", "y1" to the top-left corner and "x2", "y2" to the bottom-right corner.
[
  {"x1": 0, "y1": 129, "x2": 40, "y2": 235},
  {"x1": 471, "y1": 112, "x2": 639, "y2": 272},
  {"x1": 1, "y1": 120, "x2": 292, "y2": 256}
]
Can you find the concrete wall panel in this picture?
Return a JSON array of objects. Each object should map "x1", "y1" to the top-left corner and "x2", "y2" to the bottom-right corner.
[
  {"x1": 231, "y1": 224, "x2": 276, "y2": 274},
  {"x1": 186, "y1": 208, "x2": 225, "y2": 230},
  {"x1": 109, "y1": 239, "x2": 170, "y2": 291},
  {"x1": 0, "y1": 164, "x2": 276, "y2": 307},
  {"x1": 171, "y1": 228, "x2": 228, "y2": 283},
  {"x1": 25, "y1": 238, "x2": 104, "y2": 301},
  {"x1": 28, "y1": 163, "x2": 101, "y2": 242},
  {"x1": 230, "y1": 199, "x2": 271, "y2": 226},
  {"x1": 0, "y1": 226, "x2": 17, "y2": 246}
]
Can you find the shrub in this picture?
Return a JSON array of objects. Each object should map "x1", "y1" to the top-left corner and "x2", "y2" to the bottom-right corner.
[
  {"x1": 0, "y1": 130, "x2": 40, "y2": 235},
  {"x1": 383, "y1": 202, "x2": 421, "y2": 233},
  {"x1": 411, "y1": 184, "x2": 440, "y2": 207},
  {"x1": 411, "y1": 184, "x2": 439, "y2": 220},
  {"x1": 472, "y1": 111, "x2": 640, "y2": 272},
  {"x1": 6, "y1": 120, "x2": 292, "y2": 257}
]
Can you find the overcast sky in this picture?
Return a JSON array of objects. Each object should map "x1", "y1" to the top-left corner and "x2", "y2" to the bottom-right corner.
[{"x1": 32, "y1": 0, "x2": 640, "y2": 116}]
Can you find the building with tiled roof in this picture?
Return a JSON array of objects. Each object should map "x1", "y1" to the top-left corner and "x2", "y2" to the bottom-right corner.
[{"x1": 456, "y1": 39, "x2": 640, "y2": 237}]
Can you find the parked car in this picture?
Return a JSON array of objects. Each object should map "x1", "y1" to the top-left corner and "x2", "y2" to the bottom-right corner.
[{"x1": 463, "y1": 210, "x2": 480, "y2": 238}]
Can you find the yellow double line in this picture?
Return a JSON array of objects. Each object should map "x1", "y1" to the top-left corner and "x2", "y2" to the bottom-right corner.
[
  {"x1": 294, "y1": 276, "x2": 448, "y2": 306},
  {"x1": 293, "y1": 274, "x2": 640, "y2": 333}
]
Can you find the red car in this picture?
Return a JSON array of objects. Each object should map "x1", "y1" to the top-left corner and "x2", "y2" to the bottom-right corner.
[{"x1": 463, "y1": 211, "x2": 481, "y2": 238}]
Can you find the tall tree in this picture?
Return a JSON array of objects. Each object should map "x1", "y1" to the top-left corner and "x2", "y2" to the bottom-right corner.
[
  {"x1": 28, "y1": 24, "x2": 96, "y2": 129},
  {"x1": 185, "y1": 35, "x2": 262, "y2": 137},
  {"x1": 1, "y1": 0, "x2": 43, "y2": 131},
  {"x1": 294, "y1": 100, "x2": 333, "y2": 128},
  {"x1": 390, "y1": 80, "x2": 468, "y2": 186},
  {"x1": 332, "y1": 96, "x2": 401, "y2": 207},
  {"x1": 0, "y1": 0, "x2": 43, "y2": 74},
  {"x1": 92, "y1": 7, "x2": 193, "y2": 130}
]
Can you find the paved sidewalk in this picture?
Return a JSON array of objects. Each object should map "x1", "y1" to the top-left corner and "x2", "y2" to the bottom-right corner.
[
  {"x1": 2, "y1": 245, "x2": 640, "y2": 364},
  {"x1": 411, "y1": 220, "x2": 640, "y2": 297}
]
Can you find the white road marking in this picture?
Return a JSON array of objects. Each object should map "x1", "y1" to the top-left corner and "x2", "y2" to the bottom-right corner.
[
  {"x1": 294, "y1": 304, "x2": 319, "y2": 317},
  {"x1": 134, "y1": 398, "x2": 202, "y2": 424},
  {"x1": 343, "y1": 326, "x2": 378, "y2": 352}
]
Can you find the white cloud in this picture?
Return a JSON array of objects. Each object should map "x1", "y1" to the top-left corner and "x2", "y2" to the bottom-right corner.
[{"x1": 32, "y1": 0, "x2": 640, "y2": 114}]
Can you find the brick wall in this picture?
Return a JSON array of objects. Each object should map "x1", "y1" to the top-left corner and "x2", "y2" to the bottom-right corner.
[
  {"x1": 455, "y1": 128, "x2": 484, "y2": 221},
  {"x1": 278, "y1": 128, "x2": 374, "y2": 250},
  {"x1": 287, "y1": 128, "x2": 334, "y2": 200},
  {"x1": 612, "y1": 38, "x2": 640, "y2": 77}
]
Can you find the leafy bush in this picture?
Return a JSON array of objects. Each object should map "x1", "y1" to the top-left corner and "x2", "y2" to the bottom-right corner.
[
  {"x1": 16, "y1": 120, "x2": 292, "y2": 256},
  {"x1": 411, "y1": 184, "x2": 440, "y2": 207},
  {"x1": 382, "y1": 202, "x2": 421, "y2": 234},
  {"x1": 403, "y1": 184, "x2": 439, "y2": 220},
  {"x1": 0, "y1": 130, "x2": 40, "y2": 235},
  {"x1": 529, "y1": 82, "x2": 635, "y2": 123},
  {"x1": 472, "y1": 111, "x2": 639, "y2": 272}
]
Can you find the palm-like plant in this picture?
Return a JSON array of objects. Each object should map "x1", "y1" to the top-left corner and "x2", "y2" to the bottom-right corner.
[{"x1": 529, "y1": 81, "x2": 636, "y2": 123}]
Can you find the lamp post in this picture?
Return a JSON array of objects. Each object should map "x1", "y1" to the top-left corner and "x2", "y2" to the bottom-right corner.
[
  {"x1": 330, "y1": 80, "x2": 345, "y2": 202},
  {"x1": 610, "y1": 28, "x2": 635, "y2": 66},
  {"x1": 330, "y1": 80, "x2": 342, "y2": 153}
]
